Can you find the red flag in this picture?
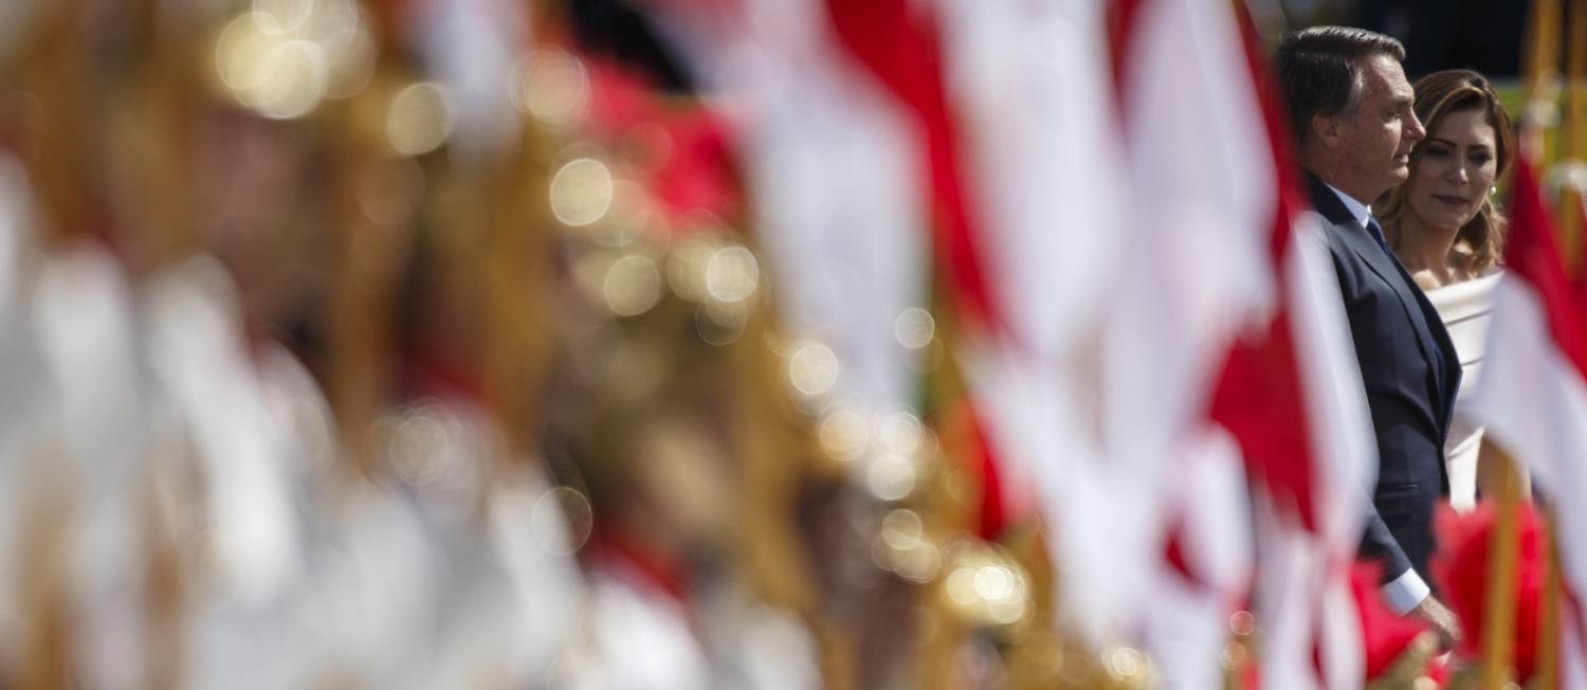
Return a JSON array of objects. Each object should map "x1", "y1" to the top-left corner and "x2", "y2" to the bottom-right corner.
[{"x1": 1470, "y1": 138, "x2": 1587, "y2": 688}]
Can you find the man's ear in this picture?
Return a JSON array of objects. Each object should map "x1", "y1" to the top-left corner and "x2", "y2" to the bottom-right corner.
[{"x1": 1311, "y1": 114, "x2": 1343, "y2": 149}]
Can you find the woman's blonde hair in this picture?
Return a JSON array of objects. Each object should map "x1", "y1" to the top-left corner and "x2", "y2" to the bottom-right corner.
[{"x1": 1377, "y1": 69, "x2": 1515, "y2": 276}]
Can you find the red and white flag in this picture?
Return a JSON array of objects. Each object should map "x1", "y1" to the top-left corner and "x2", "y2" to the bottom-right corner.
[
  {"x1": 640, "y1": 0, "x2": 934, "y2": 435},
  {"x1": 641, "y1": 3, "x2": 1379, "y2": 676},
  {"x1": 934, "y1": 0, "x2": 1131, "y2": 639},
  {"x1": 1469, "y1": 144, "x2": 1587, "y2": 688},
  {"x1": 646, "y1": 0, "x2": 1142, "y2": 638},
  {"x1": 1109, "y1": 1, "x2": 1378, "y2": 686}
]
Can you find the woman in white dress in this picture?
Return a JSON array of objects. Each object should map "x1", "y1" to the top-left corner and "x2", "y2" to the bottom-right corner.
[{"x1": 1377, "y1": 69, "x2": 1516, "y2": 511}]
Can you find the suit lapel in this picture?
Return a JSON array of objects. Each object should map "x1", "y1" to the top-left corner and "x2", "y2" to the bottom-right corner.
[
  {"x1": 1336, "y1": 223, "x2": 1446, "y2": 389},
  {"x1": 1307, "y1": 173, "x2": 1460, "y2": 435}
]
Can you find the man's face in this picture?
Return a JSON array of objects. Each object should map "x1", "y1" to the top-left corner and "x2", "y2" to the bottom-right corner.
[{"x1": 1334, "y1": 54, "x2": 1425, "y2": 200}]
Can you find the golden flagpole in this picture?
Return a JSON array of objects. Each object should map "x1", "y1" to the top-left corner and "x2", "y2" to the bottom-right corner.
[
  {"x1": 8, "y1": 2, "x2": 89, "y2": 687},
  {"x1": 324, "y1": 1, "x2": 418, "y2": 483},
  {"x1": 14, "y1": 0, "x2": 91, "y2": 250},
  {"x1": 1481, "y1": 3, "x2": 1560, "y2": 685},
  {"x1": 1479, "y1": 445, "x2": 1524, "y2": 689},
  {"x1": 1528, "y1": 12, "x2": 1586, "y2": 690},
  {"x1": 1545, "y1": 3, "x2": 1587, "y2": 689},
  {"x1": 1531, "y1": 0, "x2": 1565, "y2": 106},
  {"x1": 479, "y1": 98, "x2": 556, "y2": 471},
  {"x1": 1562, "y1": 0, "x2": 1587, "y2": 263},
  {"x1": 128, "y1": 3, "x2": 199, "y2": 686},
  {"x1": 1533, "y1": 7, "x2": 1587, "y2": 690},
  {"x1": 1538, "y1": 518, "x2": 1564, "y2": 690}
]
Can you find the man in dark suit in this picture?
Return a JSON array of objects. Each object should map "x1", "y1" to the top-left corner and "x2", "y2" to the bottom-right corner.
[{"x1": 1276, "y1": 26, "x2": 1464, "y2": 648}]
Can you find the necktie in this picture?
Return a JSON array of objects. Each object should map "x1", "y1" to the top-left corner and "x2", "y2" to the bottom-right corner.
[
  {"x1": 1366, "y1": 216, "x2": 1394, "y2": 257},
  {"x1": 1367, "y1": 215, "x2": 1449, "y2": 396}
]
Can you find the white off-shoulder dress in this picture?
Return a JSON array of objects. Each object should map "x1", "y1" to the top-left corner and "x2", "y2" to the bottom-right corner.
[{"x1": 1427, "y1": 270, "x2": 1502, "y2": 511}]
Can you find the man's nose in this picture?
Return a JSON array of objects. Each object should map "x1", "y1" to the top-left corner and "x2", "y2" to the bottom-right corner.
[{"x1": 1405, "y1": 112, "x2": 1427, "y2": 142}]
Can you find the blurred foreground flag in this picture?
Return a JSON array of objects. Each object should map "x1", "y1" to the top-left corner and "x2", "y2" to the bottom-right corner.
[
  {"x1": 642, "y1": 0, "x2": 934, "y2": 431},
  {"x1": 1469, "y1": 142, "x2": 1587, "y2": 687},
  {"x1": 1107, "y1": 0, "x2": 1379, "y2": 685},
  {"x1": 643, "y1": 0, "x2": 1135, "y2": 638},
  {"x1": 934, "y1": 0, "x2": 1133, "y2": 640}
]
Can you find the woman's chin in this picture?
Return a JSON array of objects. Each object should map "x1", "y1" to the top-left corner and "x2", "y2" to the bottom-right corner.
[{"x1": 1410, "y1": 210, "x2": 1470, "y2": 233}]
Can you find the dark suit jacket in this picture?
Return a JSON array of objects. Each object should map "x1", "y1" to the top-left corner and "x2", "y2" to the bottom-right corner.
[{"x1": 1308, "y1": 173, "x2": 1463, "y2": 586}]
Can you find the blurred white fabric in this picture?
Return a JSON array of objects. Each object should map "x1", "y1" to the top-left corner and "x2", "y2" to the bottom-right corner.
[{"x1": 1430, "y1": 270, "x2": 1500, "y2": 510}]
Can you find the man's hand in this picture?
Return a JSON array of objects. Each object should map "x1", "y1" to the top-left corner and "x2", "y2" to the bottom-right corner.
[{"x1": 1412, "y1": 596, "x2": 1462, "y2": 651}]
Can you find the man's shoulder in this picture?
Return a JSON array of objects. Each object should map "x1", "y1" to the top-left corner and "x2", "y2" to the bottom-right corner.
[
  {"x1": 1293, "y1": 211, "x2": 1361, "y2": 281},
  {"x1": 1296, "y1": 209, "x2": 1350, "y2": 249},
  {"x1": 1300, "y1": 170, "x2": 1360, "y2": 227}
]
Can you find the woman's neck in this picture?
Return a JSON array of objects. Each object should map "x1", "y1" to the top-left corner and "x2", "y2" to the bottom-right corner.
[{"x1": 1390, "y1": 211, "x2": 1465, "y2": 287}]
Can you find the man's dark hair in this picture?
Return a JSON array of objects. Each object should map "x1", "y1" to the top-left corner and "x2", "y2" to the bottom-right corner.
[{"x1": 1275, "y1": 27, "x2": 1407, "y2": 146}]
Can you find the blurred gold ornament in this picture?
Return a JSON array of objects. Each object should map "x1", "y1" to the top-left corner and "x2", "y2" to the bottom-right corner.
[
  {"x1": 511, "y1": 50, "x2": 590, "y2": 128},
  {"x1": 893, "y1": 307, "x2": 935, "y2": 350},
  {"x1": 386, "y1": 406, "x2": 456, "y2": 487},
  {"x1": 219, "y1": 33, "x2": 328, "y2": 119},
  {"x1": 211, "y1": 0, "x2": 375, "y2": 119},
  {"x1": 1028, "y1": 639, "x2": 1156, "y2": 690},
  {"x1": 1219, "y1": 640, "x2": 1248, "y2": 672},
  {"x1": 532, "y1": 486, "x2": 593, "y2": 555},
  {"x1": 786, "y1": 340, "x2": 840, "y2": 399},
  {"x1": 816, "y1": 406, "x2": 869, "y2": 463},
  {"x1": 695, "y1": 300, "x2": 748, "y2": 346},
  {"x1": 863, "y1": 452, "x2": 918, "y2": 502},
  {"x1": 876, "y1": 411, "x2": 924, "y2": 457},
  {"x1": 889, "y1": 540, "x2": 941, "y2": 583},
  {"x1": 1104, "y1": 646, "x2": 1151, "y2": 687},
  {"x1": 871, "y1": 509, "x2": 941, "y2": 583},
  {"x1": 385, "y1": 82, "x2": 453, "y2": 156},
  {"x1": 252, "y1": 0, "x2": 316, "y2": 34},
  {"x1": 602, "y1": 253, "x2": 662, "y2": 317},
  {"x1": 937, "y1": 540, "x2": 1031, "y2": 631},
  {"x1": 549, "y1": 158, "x2": 615, "y2": 227},
  {"x1": 879, "y1": 509, "x2": 924, "y2": 550},
  {"x1": 664, "y1": 235, "x2": 717, "y2": 301},
  {"x1": 317, "y1": 14, "x2": 376, "y2": 98},
  {"x1": 704, "y1": 245, "x2": 759, "y2": 303},
  {"x1": 1228, "y1": 609, "x2": 1257, "y2": 637}
]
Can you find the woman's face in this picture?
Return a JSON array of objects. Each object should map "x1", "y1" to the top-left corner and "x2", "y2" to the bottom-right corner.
[{"x1": 1405, "y1": 107, "x2": 1498, "y2": 232}]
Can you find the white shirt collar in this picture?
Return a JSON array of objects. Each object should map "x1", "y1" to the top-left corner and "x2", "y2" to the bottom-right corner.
[{"x1": 1324, "y1": 182, "x2": 1373, "y2": 227}]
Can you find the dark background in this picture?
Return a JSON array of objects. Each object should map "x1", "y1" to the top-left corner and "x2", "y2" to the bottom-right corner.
[
  {"x1": 1277, "y1": 0, "x2": 1530, "y2": 79},
  {"x1": 569, "y1": 0, "x2": 1534, "y2": 89}
]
